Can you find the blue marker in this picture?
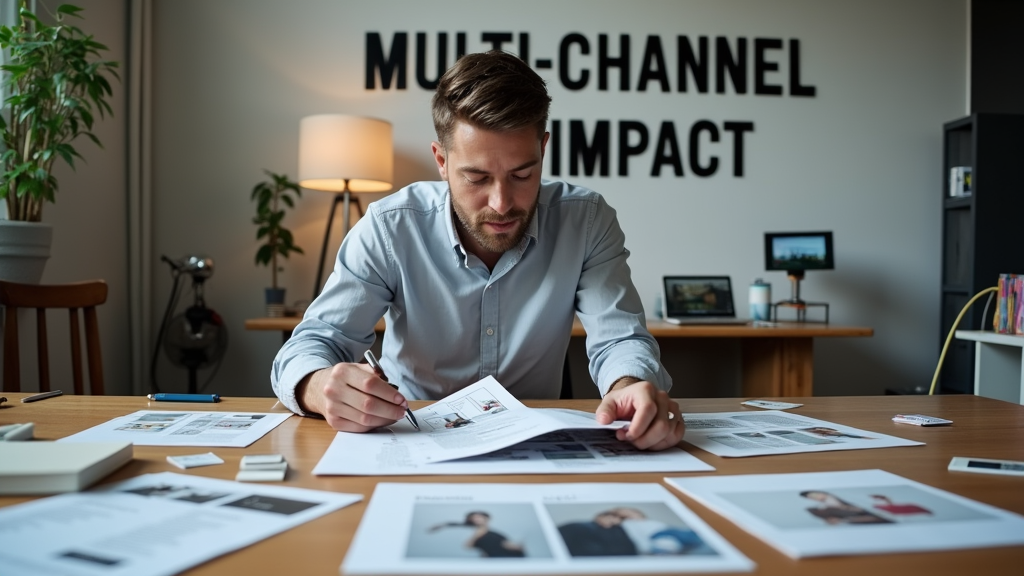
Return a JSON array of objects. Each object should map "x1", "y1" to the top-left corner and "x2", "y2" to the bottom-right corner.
[{"x1": 147, "y1": 393, "x2": 220, "y2": 403}]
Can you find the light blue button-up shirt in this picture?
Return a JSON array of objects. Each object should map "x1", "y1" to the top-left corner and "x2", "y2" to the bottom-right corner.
[{"x1": 271, "y1": 179, "x2": 670, "y2": 415}]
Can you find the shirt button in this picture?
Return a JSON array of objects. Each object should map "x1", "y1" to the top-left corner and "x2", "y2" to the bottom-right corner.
[{"x1": 486, "y1": 328, "x2": 494, "y2": 336}]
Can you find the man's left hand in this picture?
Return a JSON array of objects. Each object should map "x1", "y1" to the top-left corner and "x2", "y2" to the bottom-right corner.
[{"x1": 594, "y1": 379, "x2": 684, "y2": 451}]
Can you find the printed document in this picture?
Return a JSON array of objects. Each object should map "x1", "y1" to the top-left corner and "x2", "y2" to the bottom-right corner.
[
  {"x1": 682, "y1": 411, "x2": 922, "y2": 457},
  {"x1": 666, "y1": 469, "x2": 1024, "y2": 558},
  {"x1": 0, "y1": 471, "x2": 360, "y2": 576},
  {"x1": 376, "y1": 376, "x2": 630, "y2": 464},
  {"x1": 313, "y1": 427, "x2": 714, "y2": 475},
  {"x1": 58, "y1": 411, "x2": 291, "y2": 448},
  {"x1": 343, "y1": 482, "x2": 753, "y2": 574}
]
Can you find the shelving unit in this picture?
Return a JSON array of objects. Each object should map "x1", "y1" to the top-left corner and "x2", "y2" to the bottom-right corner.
[{"x1": 939, "y1": 113, "x2": 1024, "y2": 394}]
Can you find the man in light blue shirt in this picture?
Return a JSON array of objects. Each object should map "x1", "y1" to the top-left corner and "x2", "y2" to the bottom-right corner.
[{"x1": 272, "y1": 51, "x2": 684, "y2": 450}]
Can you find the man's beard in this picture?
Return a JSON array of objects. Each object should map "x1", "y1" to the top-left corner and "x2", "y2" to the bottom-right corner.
[{"x1": 452, "y1": 196, "x2": 537, "y2": 254}]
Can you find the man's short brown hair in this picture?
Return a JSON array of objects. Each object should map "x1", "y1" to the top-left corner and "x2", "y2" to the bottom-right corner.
[{"x1": 431, "y1": 50, "x2": 551, "y2": 150}]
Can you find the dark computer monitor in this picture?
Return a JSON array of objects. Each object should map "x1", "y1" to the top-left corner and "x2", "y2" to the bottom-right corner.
[{"x1": 764, "y1": 231, "x2": 834, "y2": 274}]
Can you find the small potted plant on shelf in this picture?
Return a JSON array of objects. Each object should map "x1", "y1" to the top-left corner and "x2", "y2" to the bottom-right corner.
[
  {"x1": 0, "y1": 1, "x2": 119, "y2": 283},
  {"x1": 251, "y1": 170, "x2": 303, "y2": 317}
]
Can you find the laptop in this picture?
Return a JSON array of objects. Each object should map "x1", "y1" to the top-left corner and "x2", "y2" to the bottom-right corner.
[{"x1": 661, "y1": 276, "x2": 750, "y2": 325}]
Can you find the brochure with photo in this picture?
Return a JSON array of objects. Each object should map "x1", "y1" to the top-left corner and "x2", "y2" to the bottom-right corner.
[
  {"x1": 343, "y1": 483, "x2": 754, "y2": 574},
  {"x1": 665, "y1": 469, "x2": 1024, "y2": 558},
  {"x1": 58, "y1": 411, "x2": 291, "y2": 448},
  {"x1": 682, "y1": 411, "x2": 922, "y2": 457}
]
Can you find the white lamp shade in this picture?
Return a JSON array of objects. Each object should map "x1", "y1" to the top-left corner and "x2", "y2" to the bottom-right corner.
[{"x1": 298, "y1": 114, "x2": 393, "y2": 193}]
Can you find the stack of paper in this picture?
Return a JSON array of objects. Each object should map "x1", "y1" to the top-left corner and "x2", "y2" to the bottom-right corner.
[{"x1": 0, "y1": 441, "x2": 133, "y2": 495}]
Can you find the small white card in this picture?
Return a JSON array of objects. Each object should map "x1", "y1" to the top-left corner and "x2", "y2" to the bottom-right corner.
[
  {"x1": 166, "y1": 452, "x2": 224, "y2": 469},
  {"x1": 240, "y1": 454, "x2": 284, "y2": 465},
  {"x1": 235, "y1": 469, "x2": 287, "y2": 482},
  {"x1": 742, "y1": 399, "x2": 803, "y2": 410},
  {"x1": 893, "y1": 414, "x2": 952, "y2": 426}
]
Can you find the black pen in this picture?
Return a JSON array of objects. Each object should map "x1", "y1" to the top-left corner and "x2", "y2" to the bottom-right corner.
[
  {"x1": 22, "y1": 390, "x2": 63, "y2": 403},
  {"x1": 364, "y1": 350, "x2": 420, "y2": 430}
]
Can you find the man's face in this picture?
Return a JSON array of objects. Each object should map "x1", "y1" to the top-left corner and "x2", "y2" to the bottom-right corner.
[{"x1": 432, "y1": 122, "x2": 548, "y2": 258}]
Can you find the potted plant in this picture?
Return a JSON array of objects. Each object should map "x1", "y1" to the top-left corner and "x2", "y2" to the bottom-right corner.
[
  {"x1": 251, "y1": 170, "x2": 303, "y2": 316},
  {"x1": 0, "y1": 1, "x2": 119, "y2": 283}
]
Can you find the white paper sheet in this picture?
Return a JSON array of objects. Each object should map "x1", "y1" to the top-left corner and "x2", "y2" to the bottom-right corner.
[
  {"x1": 58, "y1": 411, "x2": 291, "y2": 447},
  {"x1": 682, "y1": 410, "x2": 922, "y2": 457},
  {"x1": 343, "y1": 482, "x2": 754, "y2": 574},
  {"x1": 0, "y1": 472, "x2": 360, "y2": 576},
  {"x1": 665, "y1": 469, "x2": 1024, "y2": 558},
  {"x1": 313, "y1": 426, "x2": 714, "y2": 475},
  {"x1": 381, "y1": 376, "x2": 629, "y2": 464}
]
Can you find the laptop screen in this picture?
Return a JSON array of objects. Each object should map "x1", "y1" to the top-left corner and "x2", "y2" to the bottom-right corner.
[{"x1": 663, "y1": 276, "x2": 736, "y2": 317}]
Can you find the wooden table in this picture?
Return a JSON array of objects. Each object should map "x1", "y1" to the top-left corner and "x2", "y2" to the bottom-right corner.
[
  {"x1": 245, "y1": 317, "x2": 873, "y2": 397},
  {"x1": 2, "y1": 393, "x2": 1021, "y2": 575}
]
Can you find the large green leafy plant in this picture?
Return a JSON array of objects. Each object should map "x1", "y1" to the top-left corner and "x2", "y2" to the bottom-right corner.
[
  {"x1": 0, "y1": 1, "x2": 118, "y2": 222},
  {"x1": 251, "y1": 170, "x2": 304, "y2": 289}
]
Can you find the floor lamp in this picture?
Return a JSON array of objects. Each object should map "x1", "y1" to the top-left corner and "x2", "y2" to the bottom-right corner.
[{"x1": 298, "y1": 114, "x2": 393, "y2": 300}]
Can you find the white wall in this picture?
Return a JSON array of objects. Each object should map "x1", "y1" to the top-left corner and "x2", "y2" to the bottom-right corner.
[{"x1": 32, "y1": 0, "x2": 968, "y2": 398}]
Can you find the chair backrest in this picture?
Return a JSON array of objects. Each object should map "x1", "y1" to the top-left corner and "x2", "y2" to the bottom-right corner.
[{"x1": 0, "y1": 279, "x2": 108, "y2": 394}]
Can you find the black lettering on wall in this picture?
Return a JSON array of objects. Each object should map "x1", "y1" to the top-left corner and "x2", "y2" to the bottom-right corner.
[
  {"x1": 618, "y1": 121, "x2": 649, "y2": 176},
  {"x1": 519, "y1": 32, "x2": 530, "y2": 63},
  {"x1": 789, "y1": 39, "x2": 816, "y2": 97},
  {"x1": 598, "y1": 34, "x2": 630, "y2": 91},
  {"x1": 638, "y1": 36, "x2": 669, "y2": 92},
  {"x1": 715, "y1": 36, "x2": 747, "y2": 94},
  {"x1": 416, "y1": 32, "x2": 447, "y2": 90},
  {"x1": 651, "y1": 121, "x2": 683, "y2": 177},
  {"x1": 481, "y1": 32, "x2": 513, "y2": 52},
  {"x1": 366, "y1": 32, "x2": 407, "y2": 90},
  {"x1": 754, "y1": 38, "x2": 783, "y2": 96},
  {"x1": 678, "y1": 36, "x2": 709, "y2": 93},
  {"x1": 456, "y1": 32, "x2": 467, "y2": 60},
  {"x1": 550, "y1": 120, "x2": 561, "y2": 176},
  {"x1": 689, "y1": 120, "x2": 720, "y2": 177},
  {"x1": 569, "y1": 120, "x2": 610, "y2": 176},
  {"x1": 559, "y1": 33, "x2": 590, "y2": 91},
  {"x1": 723, "y1": 121, "x2": 755, "y2": 176}
]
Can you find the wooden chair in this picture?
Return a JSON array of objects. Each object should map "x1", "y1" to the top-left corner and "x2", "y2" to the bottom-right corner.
[{"x1": 0, "y1": 279, "x2": 107, "y2": 394}]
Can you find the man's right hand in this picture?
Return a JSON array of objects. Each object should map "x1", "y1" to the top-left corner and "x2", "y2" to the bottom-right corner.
[{"x1": 296, "y1": 363, "x2": 410, "y2": 432}]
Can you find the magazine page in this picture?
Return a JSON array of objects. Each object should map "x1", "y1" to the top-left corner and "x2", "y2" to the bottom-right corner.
[
  {"x1": 58, "y1": 411, "x2": 292, "y2": 448},
  {"x1": 342, "y1": 482, "x2": 753, "y2": 574},
  {"x1": 665, "y1": 469, "x2": 1024, "y2": 558},
  {"x1": 392, "y1": 376, "x2": 628, "y2": 464},
  {"x1": 682, "y1": 411, "x2": 922, "y2": 457},
  {"x1": 0, "y1": 472, "x2": 360, "y2": 576},
  {"x1": 312, "y1": 426, "x2": 714, "y2": 476}
]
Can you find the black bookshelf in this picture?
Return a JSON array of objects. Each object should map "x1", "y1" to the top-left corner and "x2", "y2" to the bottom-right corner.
[{"x1": 939, "y1": 113, "x2": 1024, "y2": 394}]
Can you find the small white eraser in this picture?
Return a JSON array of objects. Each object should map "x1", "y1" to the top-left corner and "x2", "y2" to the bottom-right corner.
[
  {"x1": 235, "y1": 469, "x2": 287, "y2": 482},
  {"x1": 742, "y1": 399, "x2": 803, "y2": 410},
  {"x1": 166, "y1": 452, "x2": 224, "y2": 469},
  {"x1": 240, "y1": 454, "x2": 284, "y2": 466},
  {"x1": 893, "y1": 414, "x2": 952, "y2": 426}
]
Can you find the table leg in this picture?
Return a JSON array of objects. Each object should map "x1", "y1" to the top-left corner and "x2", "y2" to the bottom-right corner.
[{"x1": 741, "y1": 337, "x2": 814, "y2": 397}]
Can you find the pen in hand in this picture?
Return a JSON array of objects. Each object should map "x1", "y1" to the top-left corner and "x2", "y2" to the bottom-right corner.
[{"x1": 363, "y1": 350, "x2": 420, "y2": 430}]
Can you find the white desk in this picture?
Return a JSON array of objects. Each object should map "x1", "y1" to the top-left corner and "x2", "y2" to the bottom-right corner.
[{"x1": 955, "y1": 330, "x2": 1024, "y2": 404}]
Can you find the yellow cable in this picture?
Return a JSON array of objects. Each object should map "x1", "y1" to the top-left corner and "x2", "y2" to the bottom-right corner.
[{"x1": 929, "y1": 286, "x2": 999, "y2": 395}]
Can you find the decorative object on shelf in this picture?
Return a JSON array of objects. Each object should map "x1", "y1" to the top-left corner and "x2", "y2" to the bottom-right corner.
[
  {"x1": 251, "y1": 170, "x2": 303, "y2": 317},
  {"x1": 994, "y1": 273, "x2": 1023, "y2": 335},
  {"x1": 748, "y1": 278, "x2": 771, "y2": 321},
  {"x1": 0, "y1": 1, "x2": 119, "y2": 283},
  {"x1": 949, "y1": 166, "x2": 972, "y2": 198},
  {"x1": 298, "y1": 114, "x2": 393, "y2": 299}
]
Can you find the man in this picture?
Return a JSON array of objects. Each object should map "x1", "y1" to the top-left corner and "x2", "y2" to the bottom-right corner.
[{"x1": 271, "y1": 50, "x2": 683, "y2": 451}]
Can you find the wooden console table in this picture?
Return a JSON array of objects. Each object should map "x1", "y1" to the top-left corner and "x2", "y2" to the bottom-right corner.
[{"x1": 245, "y1": 317, "x2": 872, "y2": 397}]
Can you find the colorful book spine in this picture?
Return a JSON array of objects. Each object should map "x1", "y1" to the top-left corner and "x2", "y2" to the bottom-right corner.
[{"x1": 994, "y1": 274, "x2": 1024, "y2": 335}]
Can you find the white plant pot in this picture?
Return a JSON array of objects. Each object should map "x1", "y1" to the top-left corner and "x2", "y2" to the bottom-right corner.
[{"x1": 0, "y1": 220, "x2": 53, "y2": 284}]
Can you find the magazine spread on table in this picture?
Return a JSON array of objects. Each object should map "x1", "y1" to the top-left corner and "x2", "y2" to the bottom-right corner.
[
  {"x1": 682, "y1": 411, "x2": 922, "y2": 457},
  {"x1": 0, "y1": 472, "x2": 360, "y2": 576},
  {"x1": 665, "y1": 469, "x2": 1024, "y2": 558},
  {"x1": 58, "y1": 411, "x2": 292, "y2": 448},
  {"x1": 342, "y1": 482, "x2": 754, "y2": 574}
]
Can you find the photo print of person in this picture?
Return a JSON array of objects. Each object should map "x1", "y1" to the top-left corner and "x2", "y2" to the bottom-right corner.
[
  {"x1": 406, "y1": 503, "x2": 552, "y2": 559},
  {"x1": 799, "y1": 491, "x2": 893, "y2": 525},
  {"x1": 547, "y1": 502, "x2": 717, "y2": 557}
]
